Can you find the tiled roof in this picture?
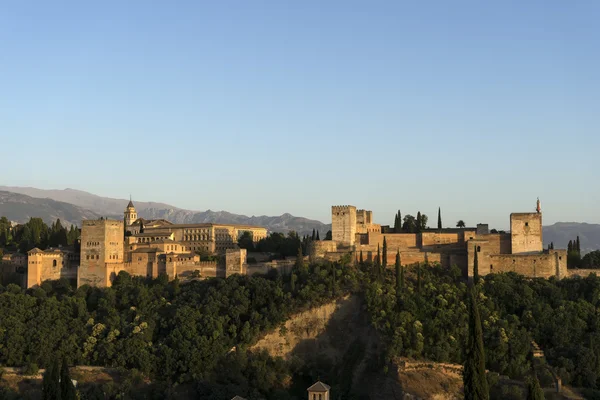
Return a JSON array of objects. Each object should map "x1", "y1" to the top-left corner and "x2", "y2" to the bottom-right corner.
[{"x1": 307, "y1": 381, "x2": 331, "y2": 392}]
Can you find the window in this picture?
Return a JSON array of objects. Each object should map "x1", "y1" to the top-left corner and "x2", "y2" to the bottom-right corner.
[
  {"x1": 53, "y1": 260, "x2": 57, "y2": 267},
  {"x1": 525, "y1": 222, "x2": 529, "y2": 227},
  {"x1": 490, "y1": 264, "x2": 493, "y2": 272},
  {"x1": 477, "y1": 246, "x2": 481, "y2": 252}
]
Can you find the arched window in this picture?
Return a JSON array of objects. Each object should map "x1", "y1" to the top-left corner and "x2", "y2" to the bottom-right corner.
[{"x1": 53, "y1": 260, "x2": 57, "y2": 267}]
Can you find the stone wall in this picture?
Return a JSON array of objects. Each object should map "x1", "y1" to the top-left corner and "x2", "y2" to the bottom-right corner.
[
  {"x1": 568, "y1": 269, "x2": 600, "y2": 278},
  {"x1": 225, "y1": 248, "x2": 247, "y2": 277},
  {"x1": 511, "y1": 213, "x2": 543, "y2": 254},
  {"x1": 312, "y1": 240, "x2": 338, "y2": 258},
  {"x1": 468, "y1": 248, "x2": 567, "y2": 279},
  {"x1": 247, "y1": 259, "x2": 295, "y2": 276}
]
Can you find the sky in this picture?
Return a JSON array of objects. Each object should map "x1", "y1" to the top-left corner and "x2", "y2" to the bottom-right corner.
[{"x1": 1, "y1": 1, "x2": 598, "y2": 229}]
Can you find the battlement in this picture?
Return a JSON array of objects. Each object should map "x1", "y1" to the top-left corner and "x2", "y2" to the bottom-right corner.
[
  {"x1": 83, "y1": 219, "x2": 123, "y2": 228},
  {"x1": 332, "y1": 205, "x2": 357, "y2": 212}
]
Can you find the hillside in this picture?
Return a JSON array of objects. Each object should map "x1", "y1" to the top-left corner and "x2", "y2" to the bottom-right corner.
[
  {"x1": 0, "y1": 191, "x2": 102, "y2": 227},
  {"x1": 0, "y1": 186, "x2": 179, "y2": 215}
]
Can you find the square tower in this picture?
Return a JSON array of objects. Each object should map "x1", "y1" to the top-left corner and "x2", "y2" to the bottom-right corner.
[
  {"x1": 79, "y1": 219, "x2": 124, "y2": 287},
  {"x1": 332, "y1": 205, "x2": 357, "y2": 246},
  {"x1": 510, "y1": 213, "x2": 542, "y2": 254}
]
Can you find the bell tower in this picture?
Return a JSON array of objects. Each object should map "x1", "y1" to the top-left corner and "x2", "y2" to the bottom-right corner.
[{"x1": 124, "y1": 197, "x2": 137, "y2": 228}]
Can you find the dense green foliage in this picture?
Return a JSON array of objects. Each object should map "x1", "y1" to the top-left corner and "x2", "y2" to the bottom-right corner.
[
  {"x1": 0, "y1": 258, "x2": 360, "y2": 399},
  {"x1": 363, "y1": 257, "x2": 600, "y2": 392},
  {"x1": 0, "y1": 217, "x2": 79, "y2": 253},
  {"x1": 582, "y1": 250, "x2": 600, "y2": 269}
]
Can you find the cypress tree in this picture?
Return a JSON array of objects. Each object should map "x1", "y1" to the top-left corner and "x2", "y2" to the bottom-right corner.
[
  {"x1": 473, "y1": 246, "x2": 479, "y2": 284},
  {"x1": 376, "y1": 244, "x2": 381, "y2": 280},
  {"x1": 568, "y1": 240, "x2": 573, "y2": 253},
  {"x1": 526, "y1": 374, "x2": 544, "y2": 400},
  {"x1": 316, "y1": 230, "x2": 320, "y2": 241},
  {"x1": 311, "y1": 229, "x2": 316, "y2": 241},
  {"x1": 437, "y1": 207, "x2": 442, "y2": 230},
  {"x1": 397, "y1": 210, "x2": 402, "y2": 233},
  {"x1": 295, "y1": 245, "x2": 304, "y2": 271},
  {"x1": 395, "y1": 250, "x2": 402, "y2": 295},
  {"x1": 290, "y1": 273, "x2": 297, "y2": 293},
  {"x1": 382, "y1": 237, "x2": 388, "y2": 268},
  {"x1": 577, "y1": 236, "x2": 581, "y2": 254},
  {"x1": 400, "y1": 254, "x2": 404, "y2": 290},
  {"x1": 42, "y1": 358, "x2": 61, "y2": 400},
  {"x1": 417, "y1": 263, "x2": 422, "y2": 294},
  {"x1": 463, "y1": 286, "x2": 489, "y2": 400},
  {"x1": 416, "y1": 212, "x2": 422, "y2": 233},
  {"x1": 60, "y1": 359, "x2": 76, "y2": 400}
]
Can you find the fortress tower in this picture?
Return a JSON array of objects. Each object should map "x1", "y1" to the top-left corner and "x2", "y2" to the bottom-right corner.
[
  {"x1": 332, "y1": 205, "x2": 357, "y2": 246},
  {"x1": 510, "y1": 199, "x2": 543, "y2": 254},
  {"x1": 79, "y1": 219, "x2": 124, "y2": 287},
  {"x1": 124, "y1": 198, "x2": 138, "y2": 228}
]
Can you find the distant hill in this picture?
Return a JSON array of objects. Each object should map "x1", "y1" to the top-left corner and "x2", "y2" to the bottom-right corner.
[
  {"x1": 543, "y1": 222, "x2": 600, "y2": 254},
  {"x1": 0, "y1": 186, "x2": 178, "y2": 215},
  {"x1": 0, "y1": 191, "x2": 102, "y2": 227},
  {"x1": 5, "y1": 186, "x2": 597, "y2": 246},
  {"x1": 0, "y1": 186, "x2": 330, "y2": 235}
]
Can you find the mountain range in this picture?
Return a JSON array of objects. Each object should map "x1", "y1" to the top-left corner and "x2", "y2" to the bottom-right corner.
[
  {"x1": 0, "y1": 187, "x2": 330, "y2": 236},
  {"x1": 0, "y1": 185, "x2": 598, "y2": 252}
]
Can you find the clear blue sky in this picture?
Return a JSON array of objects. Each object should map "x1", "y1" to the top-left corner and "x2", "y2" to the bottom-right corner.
[{"x1": 1, "y1": 1, "x2": 598, "y2": 229}]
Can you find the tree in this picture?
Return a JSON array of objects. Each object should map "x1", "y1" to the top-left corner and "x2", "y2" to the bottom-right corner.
[
  {"x1": 568, "y1": 240, "x2": 573, "y2": 253},
  {"x1": 416, "y1": 212, "x2": 422, "y2": 233},
  {"x1": 295, "y1": 245, "x2": 304, "y2": 271},
  {"x1": 582, "y1": 250, "x2": 600, "y2": 268},
  {"x1": 473, "y1": 246, "x2": 479, "y2": 284},
  {"x1": 402, "y1": 215, "x2": 417, "y2": 233},
  {"x1": 576, "y1": 236, "x2": 581, "y2": 254},
  {"x1": 237, "y1": 231, "x2": 255, "y2": 251},
  {"x1": 395, "y1": 250, "x2": 403, "y2": 296},
  {"x1": 457, "y1": 220, "x2": 466, "y2": 228},
  {"x1": 316, "y1": 231, "x2": 320, "y2": 241},
  {"x1": 311, "y1": 229, "x2": 316, "y2": 241},
  {"x1": 42, "y1": 358, "x2": 60, "y2": 400},
  {"x1": 417, "y1": 263, "x2": 422, "y2": 294},
  {"x1": 325, "y1": 230, "x2": 332, "y2": 240},
  {"x1": 376, "y1": 244, "x2": 381, "y2": 280},
  {"x1": 463, "y1": 286, "x2": 489, "y2": 400},
  {"x1": 420, "y1": 213, "x2": 428, "y2": 230},
  {"x1": 60, "y1": 359, "x2": 76, "y2": 400},
  {"x1": 394, "y1": 210, "x2": 402, "y2": 233},
  {"x1": 437, "y1": 207, "x2": 442, "y2": 230},
  {"x1": 382, "y1": 237, "x2": 388, "y2": 268},
  {"x1": 526, "y1": 371, "x2": 544, "y2": 400}
]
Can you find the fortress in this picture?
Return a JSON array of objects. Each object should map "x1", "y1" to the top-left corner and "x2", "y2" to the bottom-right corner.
[
  {"x1": 6, "y1": 198, "x2": 571, "y2": 288},
  {"x1": 23, "y1": 200, "x2": 268, "y2": 288},
  {"x1": 317, "y1": 200, "x2": 568, "y2": 279}
]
